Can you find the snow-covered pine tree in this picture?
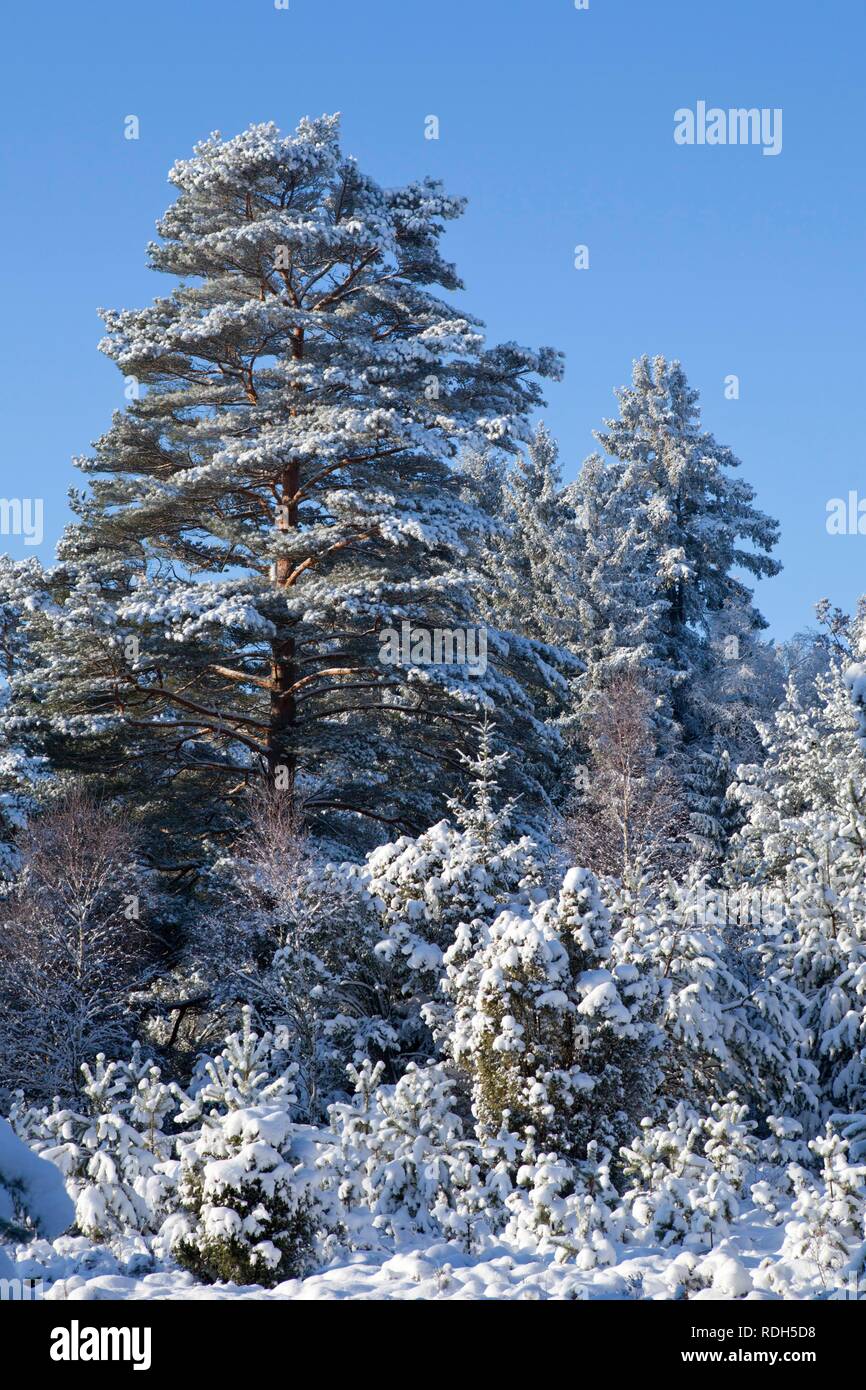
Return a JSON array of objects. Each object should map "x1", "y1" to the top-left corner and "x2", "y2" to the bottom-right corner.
[
  {"x1": 8, "y1": 117, "x2": 564, "y2": 862},
  {"x1": 572, "y1": 355, "x2": 781, "y2": 855},
  {"x1": 170, "y1": 1010, "x2": 318, "y2": 1285},
  {"x1": 504, "y1": 1137, "x2": 623, "y2": 1269}
]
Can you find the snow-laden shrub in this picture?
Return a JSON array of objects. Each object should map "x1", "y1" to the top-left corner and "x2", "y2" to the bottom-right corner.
[
  {"x1": 620, "y1": 1095, "x2": 757, "y2": 1250},
  {"x1": 172, "y1": 1104, "x2": 318, "y2": 1287},
  {"x1": 445, "y1": 866, "x2": 658, "y2": 1163},
  {"x1": 320, "y1": 1060, "x2": 503, "y2": 1250},
  {"x1": 10, "y1": 1047, "x2": 177, "y2": 1241},
  {"x1": 504, "y1": 1136, "x2": 622, "y2": 1269},
  {"x1": 168, "y1": 1009, "x2": 319, "y2": 1286}
]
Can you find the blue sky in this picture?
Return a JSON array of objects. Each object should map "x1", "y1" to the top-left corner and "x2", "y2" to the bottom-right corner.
[{"x1": 1, "y1": 0, "x2": 862, "y2": 637}]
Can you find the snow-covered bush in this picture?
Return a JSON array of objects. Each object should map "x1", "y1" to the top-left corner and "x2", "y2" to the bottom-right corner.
[
  {"x1": 0, "y1": 1116, "x2": 73, "y2": 1275},
  {"x1": 172, "y1": 1104, "x2": 318, "y2": 1287},
  {"x1": 445, "y1": 866, "x2": 658, "y2": 1164},
  {"x1": 620, "y1": 1095, "x2": 757, "y2": 1250},
  {"x1": 168, "y1": 1011, "x2": 319, "y2": 1286},
  {"x1": 321, "y1": 1060, "x2": 501, "y2": 1250}
]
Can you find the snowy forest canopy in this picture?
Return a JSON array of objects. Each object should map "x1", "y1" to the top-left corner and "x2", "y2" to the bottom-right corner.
[{"x1": 1, "y1": 116, "x2": 866, "y2": 1302}]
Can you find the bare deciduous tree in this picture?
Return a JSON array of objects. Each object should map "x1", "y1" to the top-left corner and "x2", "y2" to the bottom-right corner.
[
  {"x1": 153, "y1": 786, "x2": 389, "y2": 1119},
  {"x1": 568, "y1": 673, "x2": 688, "y2": 881},
  {"x1": 0, "y1": 789, "x2": 149, "y2": 1101}
]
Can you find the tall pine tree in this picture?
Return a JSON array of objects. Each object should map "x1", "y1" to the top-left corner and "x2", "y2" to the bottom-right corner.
[{"x1": 5, "y1": 118, "x2": 564, "y2": 859}]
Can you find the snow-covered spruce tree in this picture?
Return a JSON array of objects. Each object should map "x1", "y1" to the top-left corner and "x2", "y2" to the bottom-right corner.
[
  {"x1": 0, "y1": 1117, "x2": 73, "y2": 1276},
  {"x1": 572, "y1": 355, "x2": 780, "y2": 856},
  {"x1": 169, "y1": 1009, "x2": 319, "y2": 1285},
  {"x1": 8, "y1": 116, "x2": 564, "y2": 863},
  {"x1": 730, "y1": 664, "x2": 866, "y2": 1113},
  {"x1": 340, "y1": 718, "x2": 548, "y2": 1064},
  {"x1": 445, "y1": 866, "x2": 658, "y2": 1165}
]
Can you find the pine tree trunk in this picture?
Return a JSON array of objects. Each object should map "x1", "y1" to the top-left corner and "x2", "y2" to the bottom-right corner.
[{"x1": 269, "y1": 460, "x2": 299, "y2": 798}]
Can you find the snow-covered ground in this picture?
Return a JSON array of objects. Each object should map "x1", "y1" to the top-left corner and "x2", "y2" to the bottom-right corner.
[{"x1": 6, "y1": 1201, "x2": 852, "y2": 1302}]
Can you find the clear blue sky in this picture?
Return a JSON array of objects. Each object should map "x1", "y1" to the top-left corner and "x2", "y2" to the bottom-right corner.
[{"x1": 1, "y1": 0, "x2": 862, "y2": 637}]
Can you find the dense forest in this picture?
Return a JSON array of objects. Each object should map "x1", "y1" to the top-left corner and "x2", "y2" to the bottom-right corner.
[{"x1": 1, "y1": 117, "x2": 865, "y2": 1302}]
